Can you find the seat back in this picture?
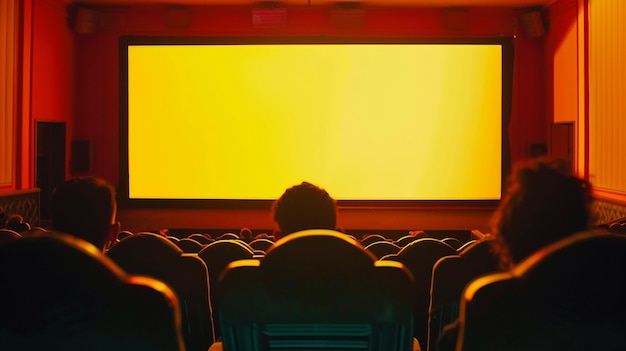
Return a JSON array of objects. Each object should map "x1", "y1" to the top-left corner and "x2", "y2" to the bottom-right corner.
[
  {"x1": 176, "y1": 238, "x2": 204, "y2": 253},
  {"x1": 189, "y1": 233, "x2": 214, "y2": 245},
  {"x1": 249, "y1": 238, "x2": 274, "y2": 252},
  {"x1": 428, "y1": 239, "x2": 500, "y2": 351},
  {"x1": 0, "y1": 229, "x2": 21, "y2": 243},
  {"x1": 107, "y1": 233, "x2": 214, "y2": 351},
  {"x1": 359, "y1": 233, "x2": 387, "y2": 247},
  {"x1": 459, "y1": 232, "x2": 626, "y2": 351},
  {"x1": 198, "y1": 239, "x2": 255, "y2": 339},
  {"x1": 0, "y1": 232, "x2": 185, "y2": 351},
  {"x1": 365, "y1": 240, "x2": 401, "y2": 259},
  {"x1": 441, "y1": 237, "x2": 463, "y2": 250},
  {"x1": 219, "y1": 229, "x2": 415, "y2": 351},
  {"x1": 392, "y1": 238, "x2": 457, "y2": 347}
]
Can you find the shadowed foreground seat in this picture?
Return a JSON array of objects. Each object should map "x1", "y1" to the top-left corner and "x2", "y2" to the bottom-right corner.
[
  {"x1": 0, "y1": 229, "x2": 21, "y2": 243},
  {"x1": 385, "y1": 238, "x2": 457, "y2": 348},
  {"x1": 0, "y1": 232, "x2": 185, "y2": 351},
  {"x1": 198, "y1": 239, "x2": 255, "y2": 340},
  {"x1": 428, "y1": 238, "x2": 500, "y2": 351},
  {"x1": 459, "y1": 232, "x2": 626, "y2": 351},
  {"x1": 107, "y1": 233, "x2": 214, "y2": 351},
  {"x1": 218, "y1": 229, "x2": 415, "y2": 351}
]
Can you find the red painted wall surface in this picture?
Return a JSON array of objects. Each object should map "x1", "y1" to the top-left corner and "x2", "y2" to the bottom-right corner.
[
  {"x1": 31, "y1": 0, "x2": 75, "y2": 179},
  {"x1": 66, "y1": 5, "x2": 547, "y2": 231}
]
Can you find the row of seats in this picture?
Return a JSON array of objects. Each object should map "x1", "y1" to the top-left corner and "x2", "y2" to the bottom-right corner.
[
  {"x1": 108, "y1": 229, "x2": 488, "y2": 350},
  {"x1": 3, "y1": 226, "x2": 623, "y2": 350}
]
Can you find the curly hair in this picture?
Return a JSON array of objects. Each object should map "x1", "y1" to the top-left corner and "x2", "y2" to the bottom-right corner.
[
  {"x1": 272, "y1": 182, "x2": 337, "y2": 237},
  {"x1": 491, "y1": 158, "x2": 592, "y2": 268}
]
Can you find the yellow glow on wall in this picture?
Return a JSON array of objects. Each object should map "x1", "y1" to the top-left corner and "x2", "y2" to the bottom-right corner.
[
  {"x1": 588, "y1": 0, "x2": 626, "y2": 197},
  {"x1": 128, "y1": 44, "x2": 502, "y2": 200}
]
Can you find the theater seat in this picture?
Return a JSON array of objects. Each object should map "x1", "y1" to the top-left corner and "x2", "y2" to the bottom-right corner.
[
  {"x1": 0, "y1": 232, "x2": 185, "y2": 351},
  {"x1": 365, "y1": 240, "x2": 401, "y2": 259},
  {"x1": 107, "y1": 233, "x2": 214, "y2": 351},
  {"x1": 428, "y1": 238, "x2": 499, "y2": 351},
  {"x1": 218, "y1": 229, "x2": 415, "y2": 351},
  {"x1": 249, "y1": 238, "x2": 274, "y2": 252},
  {"x1": 458, "y1": 232, "x2": 626, "y2": 351},
  {"x1": 198, "y1": 239, "x2": 255, "y2": 340},
  {"x1": 387, "y1": 238, "x2": 457, "y2": 348}
]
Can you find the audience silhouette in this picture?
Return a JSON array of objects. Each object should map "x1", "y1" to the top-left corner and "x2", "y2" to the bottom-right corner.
[
  {"x1": 491, "y1": 157, "x2": 592, "y2": 268},
  {"x1": 437, "y1": 158, "x2": 595, "y2": 351},
  {"x1": 50, "y1": 176, "x2": 120, "y2": 251},
  {"x1": 272, "y1": 181, "x2": 337, "y2": 238},
  {"x1": 2, "y1": 163, "x2": 619, "y2": 351}
]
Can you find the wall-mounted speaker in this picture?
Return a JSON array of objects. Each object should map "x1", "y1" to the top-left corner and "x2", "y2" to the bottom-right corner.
[
  {"x1": 519, "y1": 10, "x2": 546, "y2": 38},
  {"x1": 74, "y1": 7, "x2": 99, "y2": 34},
  {"x1": 71, "y1": 140, "x2": 92, "y2": 173}
]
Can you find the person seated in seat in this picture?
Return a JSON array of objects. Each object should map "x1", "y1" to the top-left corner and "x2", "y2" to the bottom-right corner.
[
  {"x1": 491, "y1": 157, "x2": 592, "y2": 269},
  {"x1": 272, "y1": 181, "x2": 338, "y2": 239},
  {"x1": 437, "y1": 158, "x2": 592, "y2": 351},
  {"x1": 50, "y1": 176, "x2": 120, "y2": 252}
]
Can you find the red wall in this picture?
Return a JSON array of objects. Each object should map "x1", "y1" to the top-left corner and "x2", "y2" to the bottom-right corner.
[
  {"x1": 68, "y1": 5, "x2": 547, "y2": 232},
  {"x1": 32, "y1": 0, "x2": 75, "y2": 179}
]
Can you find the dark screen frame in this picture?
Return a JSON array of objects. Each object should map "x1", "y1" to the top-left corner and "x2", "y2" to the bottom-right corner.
[{"x1": 119, "y1": 36, "x2": 513, "y2": 209}]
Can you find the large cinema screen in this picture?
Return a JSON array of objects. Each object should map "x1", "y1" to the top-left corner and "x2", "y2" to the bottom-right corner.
[{"x1": 119, "y1": 37, "x2": 512, "y2": 207}]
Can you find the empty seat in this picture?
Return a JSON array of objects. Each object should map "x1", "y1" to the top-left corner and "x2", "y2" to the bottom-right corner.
[
  {"x1": 365, "y1": 240, "x2": 401, "y2": 259},
  {"x1": 395, "y1": 235, "x2": 422, "y2": 247},
  {"x1": 359, "y1": 233, "x2": 388, "y2": 247},
  {"x1": 428, "y1": 238, "x2": 500, "y2": 351},
  {"x1": 0, "y1": 232, "x2": 185, "y2": 351},
  {"x1": 198, "y1": 239, "x2": 255, "y2": 340},
  {"x1": 248, "y1": 238, "x2": 274, "y2": 252},
  {"x1": 218, "y1": 229, "x2": 416, "y2": 351},
  {"x1": 107, "y1": 233, "x2": 214, "y2": 351},
  {"x1": 189, "y1": 233, "x2": 214, "y2": 245},
  {"x1": 386, "y1": 238, "x2": 457, "y2": 348},
  {"x1": 176, "y1": 238, "x2": 204, "y2": 253},
  {"x1": 441, "y1": 237, "x2": 464, "y2": 250}
]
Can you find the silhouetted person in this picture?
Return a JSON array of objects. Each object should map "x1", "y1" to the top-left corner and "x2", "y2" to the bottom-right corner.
[
  {"x1": 437, "y1": 158, "x2": 592, "y2": 351},
  {"x1": 239, "y1": 227, "x2": 253, "y2": 242},
  {"x1": 50, "y1": 176, "x2": 120, "y2": 251},
  {"x1": 272, "y1": 181, "x2": 337, "y2": 239},
  {"x1": 491, "y1": 157, "x2": 592, "y2": 268}
]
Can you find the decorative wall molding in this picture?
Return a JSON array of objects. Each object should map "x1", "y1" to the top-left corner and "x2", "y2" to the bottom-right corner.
[
  {"x1": 0, "y1": 188, "x2": 40, "y2": 227},
  {"x1": 592, "y1": 199, "x2": 626, "y2": 225}
]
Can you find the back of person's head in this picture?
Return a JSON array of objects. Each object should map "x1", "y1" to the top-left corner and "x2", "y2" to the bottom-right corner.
[
  {"x1": 239, "y1": 227, "x2": 253, "y2": 242},
  {"x1": 51, "y1": 176, "x2": 118, "y2": 250},
  {"x1": 272, "y1": 181, "x2": 337, "y2": 238},
  {"x1": 492, "y1": 158, "x2": 592, "y2": 267}
]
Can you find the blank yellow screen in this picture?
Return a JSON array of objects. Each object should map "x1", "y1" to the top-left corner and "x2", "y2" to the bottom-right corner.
[{"x1": 127, "y1": 43, "x2": 502, "y2": 200}]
